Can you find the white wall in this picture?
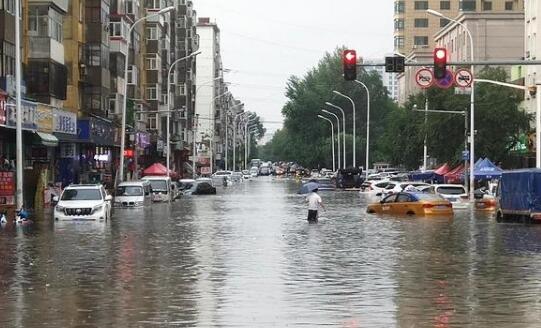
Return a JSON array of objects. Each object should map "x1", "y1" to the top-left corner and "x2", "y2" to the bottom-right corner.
[
  {"x1": 195, "y1": 25, "x2": 217, "y2": 143},
  {"x1": 525, "y1": 0, "x2": 541, "y2": 114}
]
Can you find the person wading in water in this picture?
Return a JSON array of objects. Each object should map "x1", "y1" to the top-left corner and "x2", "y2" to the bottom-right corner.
[{"x1": 306, "y1": 188, "x2": 325, "y2": 223}]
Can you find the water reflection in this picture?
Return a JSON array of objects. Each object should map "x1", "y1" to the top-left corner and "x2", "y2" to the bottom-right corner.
[{"x1": 1, "y1": 178, "x2": 541, "y2": 326}]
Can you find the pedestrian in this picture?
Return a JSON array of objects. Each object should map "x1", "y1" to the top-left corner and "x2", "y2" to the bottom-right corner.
[{"x1": 306, "y1": 188, "x2": 325, "y2": 223}]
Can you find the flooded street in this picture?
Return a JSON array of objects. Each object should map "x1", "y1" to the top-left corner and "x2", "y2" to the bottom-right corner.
[{"x1": 2, "y1": 177, "x2": 541, "y2": 327}]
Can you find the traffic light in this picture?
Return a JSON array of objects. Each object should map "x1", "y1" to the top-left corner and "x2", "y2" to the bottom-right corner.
[
  {"x1": 433, "y1": 48, "x2": 447, "y2": 79},
  {"x1": 385, "y1": 56, "x2": 405, "y2": 73},
  {"x1": 343, "y1": 50, "x2": 357, "y2": 81}
]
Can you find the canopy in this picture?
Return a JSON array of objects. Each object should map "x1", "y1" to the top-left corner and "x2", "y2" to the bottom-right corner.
[
  {"x1": 143, "y1": 163, "x2": 177, "y2": 178},
  {"x1": 434, "y1": 163, "x2": 450, "y2": 176},
  {"x1": 474, "y1": 158, "x2": 503, "y2": 180},
  {"x1": 444, "y1": 164, "x2": 465, "y2": 184}
]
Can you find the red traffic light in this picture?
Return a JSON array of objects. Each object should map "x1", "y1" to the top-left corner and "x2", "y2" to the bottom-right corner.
[
  {"x1": 433, "y1": 48, "x2": 447, "y2": 79},
  {"x1": 343, "y1": 50, "x2": 357, "y2": 81}
]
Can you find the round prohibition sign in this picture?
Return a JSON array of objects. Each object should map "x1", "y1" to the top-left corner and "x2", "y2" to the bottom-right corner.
[
  {"x1": 415, "y1": 69, "x2": 434, "y2": 89},
  {"x1": 454, "y1": 68, "x2": 473, "y2": 88}
]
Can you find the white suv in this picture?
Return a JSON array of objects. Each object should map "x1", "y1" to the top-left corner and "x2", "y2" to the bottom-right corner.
[{"x1": 54, "y1": 184, "x2": 112, "y2": 221}]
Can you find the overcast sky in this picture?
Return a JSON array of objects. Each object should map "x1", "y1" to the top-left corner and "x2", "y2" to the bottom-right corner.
[{"x1": 195, "y1": 0, "x2": 394, "y2": 142}]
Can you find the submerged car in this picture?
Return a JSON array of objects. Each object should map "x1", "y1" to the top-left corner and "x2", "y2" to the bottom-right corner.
[
  {"x1": 420, "y1": 184, "x2": 469, "y2": 208},
  {"x1": 184, "y1": 179, "x2": 217, "y2": 195},
  {"x1": 367, "y1": 192, "x2": 453, "y2": 216},
  {"x1": 114, "y1": 180, "x2": 152, "y2": 208},
  {"x1": 54, "y1": 184, "x2": 112, "y2": 221}
]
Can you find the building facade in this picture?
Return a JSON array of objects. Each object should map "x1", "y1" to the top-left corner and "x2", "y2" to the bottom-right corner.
[
  {"x1": 364, "y1": 59, "x2": 400, "y2": 102},
  {"x1": 525, "y1": 0, "x2": 541, "y2": 114}
]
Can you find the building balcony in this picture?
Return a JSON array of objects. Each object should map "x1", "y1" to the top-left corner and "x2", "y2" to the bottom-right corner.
[
  {"x1": 28, "y1": 37, "x2": 65, "y2": 64},
  {"x1": 110, "y1": 38, "x2": 129, "y2": 56}
]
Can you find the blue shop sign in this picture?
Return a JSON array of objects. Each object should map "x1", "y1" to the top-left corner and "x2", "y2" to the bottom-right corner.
[
  {"x1": 53, "y1": 109, "x2": 77, "y2": 135},
  {"x1": 5, "y1": 98, "x2": 37, "y2": 130},
  {"x1": 78, "y1": 118, "x2": 117, "y2": 146}
]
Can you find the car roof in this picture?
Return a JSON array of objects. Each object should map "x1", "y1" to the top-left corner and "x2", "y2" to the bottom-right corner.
[
  {"x1": 142, "y1": 176, "x2": 171, "y2": 180},
  {"x1": 118, "y1": 180, "x2": 149, "y2": 186},
  {"x1": 66, "y1": 184, "x2": 102, "y2": 189}
]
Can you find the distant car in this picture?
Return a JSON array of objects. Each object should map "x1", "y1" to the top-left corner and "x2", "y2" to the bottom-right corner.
[
  {"x1": 367, "y1": 192, "x2": 453, "y2": 216},
  {"x1": 54, "y1": 184, "x2": 112, "y2": 221},
  {"x1": 232, "y1": 172, "x2": 244, "y2": 183},
  {"x1": 141, "y1": 176, "x2": 173, "y2": 202},
  {"x1": 242, "y1": 170, "x2": 251, "y2": 179},
  {"x1": 259, "y1": 166, "x2": 271, "y2": 176},
  {"x1": 250, "y1": 167, "x2": 259, "y2": 177},
  {"x1": 420, "y1": 184, "x2": 469, "y2": 208},
  {"x1": 178, "y1": 179, "x2": 196, "y2": 195},
  {"x1": 361, "y1": 180, "x2": 391, "y2": 193},
  {"x1": 382, "y1": 182, "x2": 430, "y2": 197}
]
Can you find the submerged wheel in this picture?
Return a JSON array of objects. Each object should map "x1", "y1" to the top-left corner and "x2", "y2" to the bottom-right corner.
[{"x1": 406, "y1": 211, "x2": 415, "y2": 216}]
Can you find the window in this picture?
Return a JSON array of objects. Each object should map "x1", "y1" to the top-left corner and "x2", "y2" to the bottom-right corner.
[
  {"x1": 394, "y1": 19, "x2": 404, "y2": 31},
  {"x1": 394, "y1": 36, "x2": 404, "y2": 49},
  {"x1": 28, "y1": 6, "x2": 63, "y2": 42},
  {"x1": 179, "y1": 83, "x2": 186, "y2": 96},
  {"x1": 147, "y1": 113, "x2": 158, "y2": 129},
  {"x1": 414, "y1": 1, "x2": 429, "y2": 10},
  {"x1": 109, "y1": 21, "x2": 128, "y2": 38},
  {"x1": 85, "y1": 44, "x2": 101, "y2": 66},
  {"x1": 482, "y1": 1, "x2": 492, "y2": 10},
  {"x1": 145, "y1": 0, "x2": 161, "y2": 10},
  {"x1": 414, "y1": 36, "x2": 429, "y2": 46},
  {"x1": 440, "y1": 18, "x2": 450, "y2": 27},
  {"x1": 394, "y1": 1, "x2": 405, "y2": 14},
  {"x1": 0, "y1": 41, "x2": 15, "y2": 76},
  {"x1": 145, "y1": 54, "x2": 159, "y2": 70},
  {"x1": 126, "y1": 0, "x2": 136, "y2": 15},
  {"x1": 414, "y1": 18, "x2": 429, "y2": 28},
  {"x1": 505, "y1": 1, "x2": 513, "y2": 10},
  {"x1": 0, "y1": 0, "x2": 15, "y2": 14},
  {"x1": 460, "y1": 0, "x2": 476, "y2": 11},
  {"x1": 127, "y1": 65, "x2": 138, "y2": 85},
  {"x1": 440, "y1": 1, "x2": 451, "y2": 10},
  {"x1": 145, "y1": 26, "x2": 158, "y2": 40},
  {"x1": 146, "y1": 85, "x2": 158, "y2": 100}
]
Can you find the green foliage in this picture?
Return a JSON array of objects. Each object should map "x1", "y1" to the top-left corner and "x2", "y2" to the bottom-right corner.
[{"x1": 262, "y1": 52, "x2": 530, "y2": 170}]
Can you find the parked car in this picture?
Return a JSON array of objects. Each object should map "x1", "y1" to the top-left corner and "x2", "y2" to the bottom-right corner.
[
  {"x1": 232, "y1": 172, "x2": 244, "y2": 183},
  {"x1": 259, "y1": 166, "x2": 271, "y2": 176},
  {"x1": 420, "y1": 184, "x2": 469, "y2": 208},
  {"x1": 53, "y1": 184, "x2": 112, "y2": 221},
  {"x1": 381, "y1": 182, "x2": 430, "y2": 197},
  {"x1": 141, "y1": 176, "x2": 173, "y2": 202},
  {"x1": 184, "y1": 178, "x2": 217, "y2": 195},
  {"x1": 178, "y1": 179, "x2": 196, "y2": 195},
  {"x1": 242, "y1": 170, "x2": 252, "y2": 179},
  {"x1": 496, "y1": 169, "x2": 541, "y2": 222},
  {"x1": 250, "y1": 167, "x2": 259, "y2": 177},
  {"x1": 336, "y1": 167, "x2": 363, "y2": 189},
  {"x1": 367, "y1": 192, "x2": 453, "y2": 216},
  {"x1": 361, "y1": 180, "x2": 391, "y2": 193},
  {"x1": 114, "y1": 180, "x2": 152, "y2": 208}
]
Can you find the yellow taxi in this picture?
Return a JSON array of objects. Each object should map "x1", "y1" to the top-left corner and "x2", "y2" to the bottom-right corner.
[{"x1": 367, "y1": 192, "x2": 453, "y2": 216}]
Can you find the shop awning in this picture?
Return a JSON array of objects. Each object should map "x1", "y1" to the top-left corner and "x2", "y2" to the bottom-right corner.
[{"x1": 36, "y1": 132, "x2": 59, "y2": 147}]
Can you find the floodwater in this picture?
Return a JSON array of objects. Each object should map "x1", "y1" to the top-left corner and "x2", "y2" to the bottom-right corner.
[{"x1": 2, "y1": 177, "x2": 541, "y2": 327}]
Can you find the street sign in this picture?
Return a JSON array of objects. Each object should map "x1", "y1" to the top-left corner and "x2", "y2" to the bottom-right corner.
[
  {"x1": 415, "y1": 68, "x2": 434, "y2": 89},
  {"x1": 435, "y1": 69, "x2": 455, "y2": 89},
  {"x1": 462, "y1": 150, "x2": 470, "y2": 161},
  {"x1": 454, "y1": 68, "x2": 473, "y2": 88}
]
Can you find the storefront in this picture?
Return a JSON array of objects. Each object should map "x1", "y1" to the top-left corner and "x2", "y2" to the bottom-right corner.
[
  {"x1": 53, "y1": 109, "x2": 78, "y2": 188},
  {"x1": 77, "y1": 117, "x2": 119, "y2": 189}
]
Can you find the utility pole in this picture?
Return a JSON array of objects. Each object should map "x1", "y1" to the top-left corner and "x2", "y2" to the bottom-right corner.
[{"x1": 15, "y1": 0, "x2": 23, "y2": 210}]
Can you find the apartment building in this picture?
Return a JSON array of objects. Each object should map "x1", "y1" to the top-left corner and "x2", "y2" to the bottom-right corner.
[
  {"x1": 396, "y1": 0, "x2": 525, "y2": 103},
  {"x1": 525, "y1": 0, "x2": 541, "y2": 115},
  {"x1": 364, "y1": 59, "x2": 399, "y2": 102}
]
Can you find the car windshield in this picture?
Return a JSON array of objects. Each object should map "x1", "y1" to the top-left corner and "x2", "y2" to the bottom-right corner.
[
  {"x1": 437, "y1": 186, "x2": 466, "y2": 195},
  {"x1": 116, "y1": 186, "x2": 143, "y2": 196},
  {"x1": 61, "y1": 189, "x2": 102, "y2": 201},
  {"x1": 215, "y1": 172, "x2": 231, "y2": 176},
  {"x1": 148, "y1": 180, "x2": 168, "y2": 191}
]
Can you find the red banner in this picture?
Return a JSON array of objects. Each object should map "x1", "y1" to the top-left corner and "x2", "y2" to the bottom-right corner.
[{"x1": 0, "y1": 171, "x2": 14, "y2": 197}]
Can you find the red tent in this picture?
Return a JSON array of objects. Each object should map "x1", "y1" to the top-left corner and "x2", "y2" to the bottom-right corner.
[
  {"x1": 143, "y1": 163, "x2": 177, "y2": 178},
  {"x1": 444, "y1": 164, "x2": 464, "y2": 184},
  {"x1": 434, "y1": 163, "x2": 450, "y2": 176}
]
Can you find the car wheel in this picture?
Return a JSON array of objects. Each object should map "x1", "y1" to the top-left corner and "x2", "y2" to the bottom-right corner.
[{"x1": 406, "y1": 211, "x2": 415, "y2": 216}]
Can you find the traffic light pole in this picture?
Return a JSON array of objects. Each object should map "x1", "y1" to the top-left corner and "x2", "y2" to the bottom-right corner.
[{"x1": 357, "y1": 60, "x2": 541, "y2": 67}]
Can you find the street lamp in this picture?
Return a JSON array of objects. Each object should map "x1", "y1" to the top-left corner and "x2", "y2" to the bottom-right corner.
[
  {"x1": 325, "y1": 102, "x2": 347, "y2": 169},
  {"x1": 318, "y1": 115, "x2": 336, "y2": 172},
  {"x1": 233, "y1": 112, "x2": 254, "y2": 171},
  {"x1": 119, "y1": 6, "x2": 175, "y2": 182},
  {"x1": 209, "y1": 91, "x2": 231, "y2": 174},
  {"x1": 15, "y1": 0, "x2": 23, "y2": 209},
  {"x1": 354, "y1": 80, "x2": 371, "y2": 172},
  {"x1": 225, "y1": 103, "x2": 244, "y2": 171},
  {"x1": 333, "y1": 90, "x2": 356, "y2": 168},
  {"x1": 427, "y1": 8, "x2": 475, "y2": 200},
  {"x1": 166, "y1": 50, "x2": 201, "y2": 179},
  {"x1": 321, "y1": 109, "x2": 341, "y2": 171}
]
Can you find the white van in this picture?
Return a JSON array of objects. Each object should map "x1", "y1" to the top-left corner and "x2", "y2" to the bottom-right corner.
[
  {"x1": 142, "y1": 176, "x2": 172, "y2": 202},
  {"x1": 114, "y1": 180, "x2": 152, "y2": 208}
]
